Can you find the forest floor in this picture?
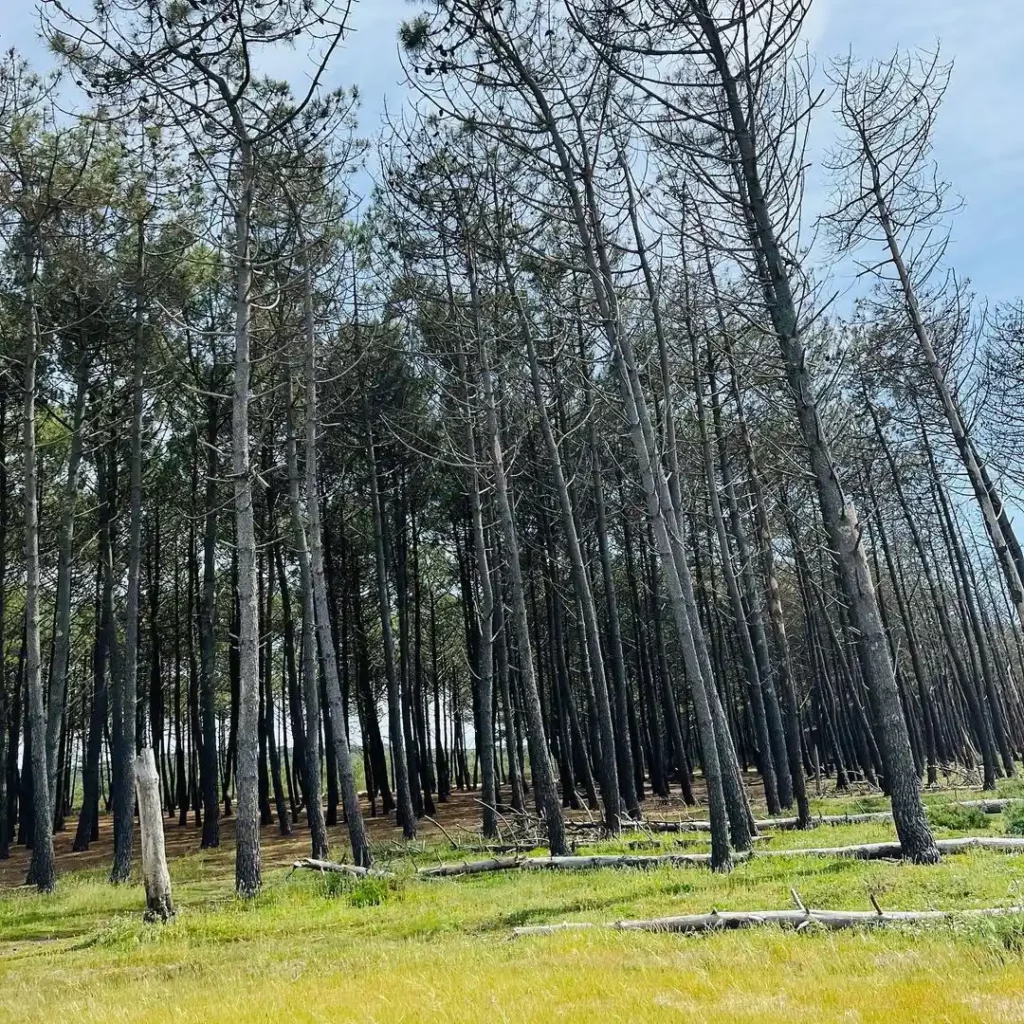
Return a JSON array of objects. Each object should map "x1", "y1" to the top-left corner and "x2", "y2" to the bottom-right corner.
[{"x1": 3, "y1": 775, "x2": 1024, "y2": 1022}]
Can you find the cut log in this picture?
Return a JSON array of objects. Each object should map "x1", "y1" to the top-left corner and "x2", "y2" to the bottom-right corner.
[
  {"x1": 135, "y1": 747, "x2": 174, "y2": 922},
  {"x1": 512, "y1": 904, "x2": 1024, "y2": 937}
]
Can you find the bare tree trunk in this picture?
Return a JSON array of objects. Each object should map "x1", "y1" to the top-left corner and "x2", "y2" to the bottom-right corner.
[
  {"x1": 455, "y1": 330, "x2": 498, "y2": 837},
  {"x1": 198, "y1": 393, "x2": 221, "y2": 848},
  {"x1": 869, "y1": 402, "x2": 998, "y2": 789},
  {"x1": 851, "y1": 108, "x2": 1024, "y2": 631},
  {"x1": 297, "y1": 244, "x2": 371, "y2": 866},
  {"x1": 590, "y1": 425, "x2": 640, "y2": 818},
  {"x1": 492, "y1": 566, "x2": 524, "y2": 813},
  {"x1": 502, "y1": 255, "x2": 622, "y2": 831},
  {"x1": 478, "y1": 331, "x2": 566, "y2": 856},
  {"x1": 365, "y1": 412, "x2": 416, "y2": 839},
  {"x1": 74, "y1": 558, "x2": 108, "y2": 851},
  {"x1": 283, "y1": 367, "x2": 329, "y2": 859},
  {"x1": 0, "y1": 390, "x2": 8, "y2": 861},
  {"x1": 260, "y1": 513, "x2": 291, "y2": 836},
  {"x1": 22, "y1": 259, "x2": 54, "y2": 893},
  {"x1": 46, "y1": 349, "x2": 89, "y2": 820},
  {"x1": 721, "y1": 335, "x2": 809, "y2": 825},
  {"x1": 112, "y1": 221, "x2": 146, "y2": 884},
  {"x1": 691, "y1": 324, "x2": 780, "y2": 814},
  {"x1": 135, "y1": 748, "x2": 174, "y2": 922},
  {"x1": 867, "y1": 480, "x2": 939, "y2": 786},
  {"x1": 231, "y1": 140, "x2": 262, "y2": 897},
  {"x1": 695, "y1": 9, "x2": 937, "y2": 862}
]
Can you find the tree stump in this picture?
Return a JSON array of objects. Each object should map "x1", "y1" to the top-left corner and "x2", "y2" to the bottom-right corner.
[{"x1": 135, "y1": 747, "x2": 175, "y2": 922}]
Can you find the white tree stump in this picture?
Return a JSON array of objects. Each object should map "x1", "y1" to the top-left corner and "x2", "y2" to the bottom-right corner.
[{"x1": 135, "y1": 747, "x2": 175, "y2": 922}]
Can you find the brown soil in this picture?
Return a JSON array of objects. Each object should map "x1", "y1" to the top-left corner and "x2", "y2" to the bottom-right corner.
[{"x1": 0, "y1": 782, "x2": 720, "y2": 888}]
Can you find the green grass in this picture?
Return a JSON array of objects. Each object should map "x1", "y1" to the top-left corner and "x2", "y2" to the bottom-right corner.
[{"x1": 4, "y1": 789, "x2": 1024, "y2": 1022}]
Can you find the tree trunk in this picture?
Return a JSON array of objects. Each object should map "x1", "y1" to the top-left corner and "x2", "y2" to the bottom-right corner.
[
  {"x1": 478, "y1": 329, "x2": 566, "y2": 856},
  {"x1": 135, "y1": 748, "x2": 174, "y2": 922},
  {"x1": 46, "y1": 349, "x2": 90, "y2": 821},
  {"x1": 231, "y1": 140, "x2": 262, "y2": 897},
  {"x1": 365, "y1": 412, "x2": 416, "y2": 839},
  {"x1": 697, "y1": 9, "x2": 937, "y2": 861},
  {"x1": 22, "y1": 263, "x2": 55, "y2": 892}
]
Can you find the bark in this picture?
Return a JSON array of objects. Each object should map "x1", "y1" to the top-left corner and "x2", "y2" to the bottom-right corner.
[
  {"x1": 693, "y1": 7, "x2": 936, "y2": 861},
  {"x1": 506, "y1": 260, "x2": 621, "y2": 831},
  {"x1": 493, "y1": 570, "x2": 524, "y2": 812},
  {"x1": 296, "y1": 240, "x2": 371, "y2": 867},
  {"x1": 135, "y1": 747, "x2": 174, "y2": 922},
  {"x1": 455, "y1": 333, "x2": 498, "y2": 837},
  {"x1": 112, "y1": 221, "x2": 147, "y2": 885},
  {"x1": 365, "y1": 413, "x2": 416, "y2": 839},
  {"x1": 231, "y1": 139, "x2": 262, "y2": 897},
  {"x1": 283, "y1": 367, "x2": 329, "y2": 859},
  {"x1": 0, "y1": 390, "x2": 8, "y2": 860},
  {"x1": 198, "y1": 394, "x2": 221, "y2": 848},
  {"x1": 852, "y1": 117, "x2": 1024, "y2": 631},
  {"x1": 73, "y1": 564, "x2": 107, "y2": 851},
  {"x1": 477, "y1": 328, "x2": 566, "y2": 856},
  {"x1": 45, "y1": 349, "x2": 90, "y2": 820},
  {"x1": 692, "y1": 326, "x2": 780, "y2": 813},
  {"x1": 22, "y1": 259, "x2": 55, "y2": 892},
  {"x1": 469, "y1": 10, "x2": 733, "y2": 853},
  {"x1": 869, "y1": 404, "x2": 998, "y2": 788},
  {"x1": 722, "y1": 339, "x2": 809, "y2": 825},
  {"x1": 513, "y1": 905, "x2": 1023, "y2": 937},
  {"x1": 591, "y1": 431, "x2": 640, "y2": 817}
]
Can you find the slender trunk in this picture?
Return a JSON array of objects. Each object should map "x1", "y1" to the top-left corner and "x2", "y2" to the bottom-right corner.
[
  {"x1": 365, "y1": 413, "x2": 416, "y2": 839},
  {"x1": 697, "y1": 8, "x2": 936, "y2": 861},
  {"x1": 478, "y1": 330, "x2": 566, "y2": 855},
  {"x1": 23, "y1": 251, "x2": 55, "y2": 892},
  {"x1": 692, "y1": 326, "x2": 780, "y2": 813},
  {"x1": 283, "y1": 367, "x2": 329, "y2": 858},
  {"x1": 111, "y1": 221, "x2": 147, "y2": 884},
  {"x1": 503, "y1": 257, "x2": 621, "y2": 830},
  {"x1": 295, "y1": 243, "x2": 371, "y2": 866},
  {"x1": 231, "y1": 140, "x2": 262, "y2": 897},
  {"x1": 198, "y1": 393, "x2": 221, "y2": 847},
  {"x1": 46, "y1": 349, "x2": 89, "y2": 820},
  {"x1": 862, "y1": 141, "x2": 1024, "y2": 631}
]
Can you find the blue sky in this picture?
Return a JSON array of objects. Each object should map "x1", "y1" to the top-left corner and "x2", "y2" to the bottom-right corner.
[{"x1": 4, "y1": 0, "x2": 1021, "y2": 307}]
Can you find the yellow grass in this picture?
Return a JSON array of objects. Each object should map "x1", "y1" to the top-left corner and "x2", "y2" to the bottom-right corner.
[{"x1": 3, "y1": 785, "x2": 1024, "y2": 1022}]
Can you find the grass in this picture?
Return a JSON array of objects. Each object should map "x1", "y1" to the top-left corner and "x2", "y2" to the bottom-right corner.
[{"x1": 3, "y1": 787, "x2": 1024, "y2": 1022}]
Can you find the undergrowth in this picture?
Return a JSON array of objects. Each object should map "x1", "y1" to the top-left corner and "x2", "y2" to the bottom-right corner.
[{"x1": 3, "y1": 786, "x2": 1024, "y2": 1023}]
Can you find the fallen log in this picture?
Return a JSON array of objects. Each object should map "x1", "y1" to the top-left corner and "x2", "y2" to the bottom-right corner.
[
  {"x1": 642, "y1": 812, "x2": 893, "y2": 833},
  {"x1": 762, "y1": 836, "x2": 1024, "y2": 860},
  {"x1": 512, "y1": 904, "x2": 1024, "y2": 937},
  {"x1": 418, "y1": 857, "x2": 521, "y2": 877},
  {"x1": 640, "y1": 799, "x2": 1022, "y2": 834},
  {"x1": 416, "y1": 852, "x2": 735, "y2": 878},
  {"x1": 417, "y1": 835, "x2": 1024, "y2": 878},
  {"x1": 291, "y1": 858, "x2": 388, "y2": 878},
  {"x1": 956, "y1": 799, "x2": 1019, "y2": 813}
]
